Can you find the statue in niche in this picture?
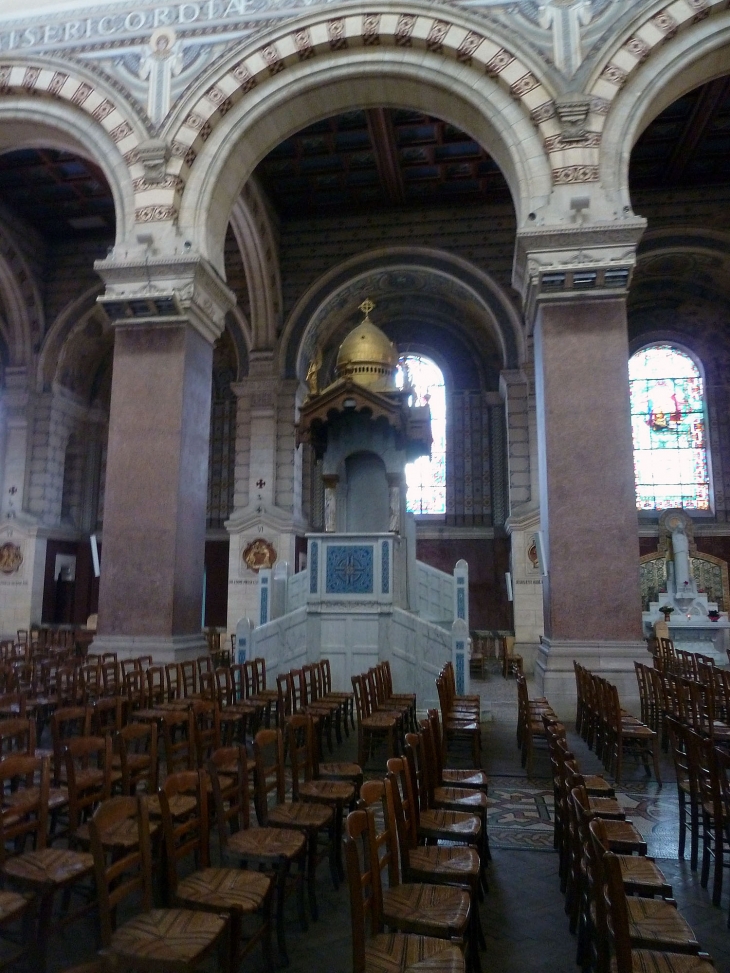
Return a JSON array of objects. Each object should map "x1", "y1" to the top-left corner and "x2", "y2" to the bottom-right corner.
[
  {"x1": 306, "y1": 351, "x2": 322, "y2": 396},
  {"x1": 670, "y1": 521, "x2": 693, "y2": 592},
  {"x1": 139, "y1": 28, "x2": 184, "y2": 126}
]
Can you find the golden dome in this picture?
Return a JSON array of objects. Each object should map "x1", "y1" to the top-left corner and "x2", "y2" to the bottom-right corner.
[{"x1": 336, "y1": 300, "x2": 398, "y2": 391}]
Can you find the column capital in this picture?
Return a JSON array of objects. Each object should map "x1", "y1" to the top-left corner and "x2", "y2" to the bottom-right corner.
[
  {"x1": 513, "y1": 218, "x2": 647, "y2": 327},
  {"x1": 94, "y1": 253, "x2": 235, "y2": 345}
]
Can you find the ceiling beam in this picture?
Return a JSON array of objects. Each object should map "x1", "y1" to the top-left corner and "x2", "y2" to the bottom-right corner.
[
  {"x1": 665, "y1": 77, "x2": 730, "y2": 184},
  {"x1": 366, "y1": 108, "x2": 405, "y2": 206}
]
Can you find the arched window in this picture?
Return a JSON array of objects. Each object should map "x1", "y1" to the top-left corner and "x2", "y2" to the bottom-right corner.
[
  {"x1": 397, "y1": 354, "x2": 446, "y2": 516},
  {"x1": 629, "y1": 344, "x2": 710, "y2": 511}
]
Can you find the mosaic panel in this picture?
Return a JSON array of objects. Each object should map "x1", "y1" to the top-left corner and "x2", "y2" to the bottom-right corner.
[{"x1": 325, "y1": 545, "x2": 374, "y2": 594}]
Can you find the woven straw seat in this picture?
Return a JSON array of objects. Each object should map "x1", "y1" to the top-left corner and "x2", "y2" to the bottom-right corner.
[
  {"x1": 408, "y1": 846, "x2": 480, "y2": 882},
  {"x1": 610, "y1": 951, "x2": 717, "y2": 973},
  {"x1": 382, "y1": 884, "x2": 470, "y2": 941},
  {"x1": 616, "y1": 856, "x2": 673, "y2": 898},
  {"x1": 625, "y1": 898, "x2": 701, "y2": 953},
  {"x1": 365, "y1": 932, "x2": 465, "y2": 972},
  {"x1": 0, "y1": 889, "x2": 29, "y2": 921},
  {"x1": 108, "y1": 908, "x2": 228, "y2": 964},
  {"x1": 267, "y1": 801, "x2": 332, "y2": 830}
]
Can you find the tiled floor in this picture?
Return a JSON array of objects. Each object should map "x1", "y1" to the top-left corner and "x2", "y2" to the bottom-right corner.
[{"x1": 15, "y1": 671, "x2": 730, "y2": 972}]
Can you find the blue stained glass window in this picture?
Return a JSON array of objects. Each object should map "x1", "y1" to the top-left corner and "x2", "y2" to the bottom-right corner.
[
  {"x1": 629, "y1": 344, "x2": 710, "y2": 511},
  {"x1": 396, "y1": 355, "x2": 446, "y2": 516}
]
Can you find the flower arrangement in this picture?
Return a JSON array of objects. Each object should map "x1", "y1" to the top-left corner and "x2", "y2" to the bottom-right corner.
[{"x1": 659, "y1": 605, "x2": 674, "y2": 615}]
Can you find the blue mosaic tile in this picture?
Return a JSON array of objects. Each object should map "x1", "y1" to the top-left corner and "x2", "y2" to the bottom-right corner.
[
  {"x1": 325, "y1": 545, "x2": 374, "y2": 594},
  {"x1": 310, "y1": 540, "x2": 319, "y2": 593},
  {"x1": 381, "y1": 540, "x2": 390, "y2": 594}
]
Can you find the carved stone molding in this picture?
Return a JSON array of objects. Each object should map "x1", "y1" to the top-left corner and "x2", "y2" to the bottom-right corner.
[
  {"x1": 94, "y1": 253, "x2": 235, "y2": 343},
  {"x1": 513, "y1": 219, "x2": 647, "y2": 326}
]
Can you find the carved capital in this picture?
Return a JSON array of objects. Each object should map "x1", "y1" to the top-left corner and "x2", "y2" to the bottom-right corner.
[
  {"x1": 94, "y1": 254, "x2": 235, "y2": 344},
  {"x1": 513, "y1": 219, "x2": 647, "y2": 327},
  {"x1": 135, "y1": 138, "x2": 171, "y2": 184},
  {"x1": 555, "y1": 94, "x2": 591, "y2": 142}
]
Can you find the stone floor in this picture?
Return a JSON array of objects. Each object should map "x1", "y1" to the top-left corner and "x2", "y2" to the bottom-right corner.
[{"x1": 13, "y1": 668, "x2": 730, "y2": 972}]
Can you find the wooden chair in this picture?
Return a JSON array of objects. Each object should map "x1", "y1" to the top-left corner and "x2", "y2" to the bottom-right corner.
[
  {"x1": 376, "y1": 661, "x2": 417, "y2": 732},
  {"x1": 253, "y1": 727, "x2": 334, "y2": 921},
  {"x1": 319, "y1": 658, "x2": 355, "y2": 734},
  {"x1": 344, "y1": 808, "x2": 465, "y2": 973},
  {"x1": 437, "y1": 672, "x2": 481, "y2": 768},
  {"x1": 158, "y1": 769, "x2": 274, "y2": 972},
  {"x1": 213, "y1": 665, "x2": 251, "y2": 743},
  {"x1": 384, "y1": 764, "x2": 482, "y2": 947},
  {"x1": 687, "y1": 729, "x2": 729, "y2": 907},
  {"x1": 0, "y1": 754, "x2": 95, "y2": 973},
  {"x1": 0, "y1": 716, "x2": 36, "y2": 755},
  {"x1": 400, "y1": 738, "x2": 485, "y2": 891},
  {"x1": 207, "y1": 746, "x2": 307, "y2": 966},
  {"x1": 358, "y1": 780, "x2": 474, "y2": 968},
  {"x1": 665, "y1": 715, "x2": 700, "y2": 870},
  {"x1": 426, "y1": 709, "x2": 489, "y2": 794},
  {"x1": 287, "y1": 713, "x2": 354, "y2": 881},
  {"x1": 351, "y1": 672, "x2": 398, "y2": 768},
  {"x1": 89, "y1": 795, "x2": 231, "y2": 972},
  {"x1": 115, "y1": 721, "x2": 158, "y2": 795},
  {"x1": 597, "y1": 843, "x2": 715, "y2": 973},
  {"x1": 604, "y1": 681, "x2": 661, "y2": 785},
  {"x1": 515, "y1": 672, "x2": 556, "y2": 775},
  {"x1": 64, "y1": 735, "x2": 114, "y2": 845}
]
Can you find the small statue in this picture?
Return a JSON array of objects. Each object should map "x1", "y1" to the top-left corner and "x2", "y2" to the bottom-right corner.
[
  {"x1": 671, "y1": 521, "x2": 692, "y2": 592},
  {"x1": 306, "y1": 351, "x2": 322, "y2": 395}
]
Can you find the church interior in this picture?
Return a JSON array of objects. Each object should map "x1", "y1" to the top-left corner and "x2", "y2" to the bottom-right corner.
[{"x1": 0, "y1": 0, "x2": 729, "y2": 969}]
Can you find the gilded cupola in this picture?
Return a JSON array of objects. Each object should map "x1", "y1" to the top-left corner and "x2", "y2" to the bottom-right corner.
[{"x1": 335, "y1": 299, "x2": 398, "y2": 392}]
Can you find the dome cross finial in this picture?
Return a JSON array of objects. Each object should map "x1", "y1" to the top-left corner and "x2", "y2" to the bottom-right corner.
[{"x1": 359, "y1": 298, "x2": 375, "y2": 321}]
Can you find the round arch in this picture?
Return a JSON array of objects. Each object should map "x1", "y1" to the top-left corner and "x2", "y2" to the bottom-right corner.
[
  {"x1": 170, "y1": 12, "x2": 554, "y2": 270},
  {"x1": 596, "y1": 12, "x2": 730, "y2": 209},
  {"x1": 0, "y1": 64, "x2": 144, "y2": 246},
  {"x1": 278, "y1": 247, "x2": 525, "y2": 383}
]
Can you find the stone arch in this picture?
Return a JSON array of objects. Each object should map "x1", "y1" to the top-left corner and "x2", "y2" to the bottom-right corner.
[
  {"x1": 39, "y1": 285, "x2": 105, "y2": 395},
  {"x1": 279, "y1": 248, "x2": 524, "y2": 385},
  {"x1": 166, "y1": 5, "x2": 556, "y2": 270},
  {"x1": 229, "y1": 176, "x2": 282, "y2": 351},
  {"x1": 0, "y1": 55, "x2": 147, "y2": 244},
  {"x1": 0, "y1": 222, "x2": 42, "y2": 367},
  {"x1": 589, "y1": 2, "x2": 730, "y2": 207}
]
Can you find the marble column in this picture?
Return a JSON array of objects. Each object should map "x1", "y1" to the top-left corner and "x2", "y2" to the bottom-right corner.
[
  {"x1": 92, "y1": 255, "x2": 234, "y2": 661},
  {"x1": 533, "y1": 296, "x2": 644, "y2": 712}
]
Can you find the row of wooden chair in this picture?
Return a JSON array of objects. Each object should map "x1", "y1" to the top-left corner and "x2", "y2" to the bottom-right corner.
[
  {"x1": 350, "y1": 662, "x2": 416, "y2": 767},
  {"x1": 515, "y1": 671, "x2": 556, "y2": 775},
  {"x1": 664, "y1": 715, "x2": 730, "y2": 919},
  {"x1": 541, "y1": 719, "x2": 722, "y2": 973},
  {"x1": 344, "y1": 718, "x2": 491, "y2": 973},
  {"x1": 436, "y1": 662, "x2": 482, "y2": 767},
  {"x1": 574, "y1": 662, "x2": 661, "y2": 784}
]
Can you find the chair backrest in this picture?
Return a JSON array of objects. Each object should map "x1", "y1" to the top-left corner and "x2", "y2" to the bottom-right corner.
[
  {"x1": 399, "y1": 743, "x2": 424, "y2": 834},
  {"x1": 359, "y1": 778, "x2": 399, "y2": 886},
  {"x1": 0, "y1": 754, "x2": 49, "y2": 857},
  {"x1": 276, "y1": 671, "x2": 293, "y2": 726},
  {"x1": 687, "y1": 728, "x2": 722, "y2": 818},
  {"x1": 404, "y1": 731, "x2": 429, "y2": 811},
  {"x1": 253, "y1": 657, "x2": 267, "y2": 693},
  {"x1": 291, "y1": 668, "x2": 306, "y2": 712},
  {"x1": 383, "y1": 768, "x2": 414, "y2": 878},
  {"x1": 81, "y1": 662, "x2": 102, "y2": 700},
  {"x1": 716, "y1": 744, "x2": 730, "y2": 829},
  {"x1": 230, "y1": 663, "x2": 245, "y2": 702},
  {"x1": 320, "y1": 658, "x2": 333, "y2": 696},
  {"x1": 303, "y1": 663, "x2": 319, "y2": 703},
  {"x1": 146, "y1": 665, "x2": 166, "y2": 705},
  {"x1": 344, "y1": 806, "x2": 386, "y2": 972},
  {"x1": 351, "y1": 674, "x2": 369, "y2": 722},
  {"x1": 243, "y1": 660, "x2": 259, "y2": 700},
  {"x1": 124, "y1": 669, "x2": 147, "y2": 711},
  {"x1": 214, "y1": 666, "x2": 233, "y2": 708},
  {"x1": 161, "y1": 709, "x2": 196, "y2": 773},
  {"x1": 92, "y1": 696, "x2": 124, "y2": 738},
  {"x1": 51, "y1": 705, "x2": 92, "y2": 781},
  {"x1": 0, "y1": 717, "x2": 36, "y2": 756},
  {"x1": 287, "y1": 713, "x2": 315, "y2": 800},
  {"x1": 253, "y1": 728, "x2": 286, "y2": 825},
  {"x1": 100, "y1": 660, "x2": 119, "y2": 696},
  {"x1": 165, "y1": 662, "x2": 182, "y2": 700},
  {"x1": 180, "y1": 659, "x2": 198, "y2": 698},
  {"x1": 595, "y1": 843, "x2": 633, "y2": 973},
  {"x1": 64, "y1": 734, "x2": 113, "y2": 831},
  {"x1": 116, "y1": 721, "x2": 158, "y2": 795},
  {"x1": 89, "y1": 796, "x2": 153, "y2": 948},
  {"x1": 158, "y1": 769, "x2": 208, "y2": 897},
  {"x1": 192, "y1": 699, "x2": 221, "y2": 765},
  {"x1": 207, "y1": 745, "x2": 252, "y2": 855}
]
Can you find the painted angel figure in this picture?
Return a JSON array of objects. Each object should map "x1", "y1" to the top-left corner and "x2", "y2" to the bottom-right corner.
[{"x1": 139, "y1": 28, "x2": 184, "y2": 126}]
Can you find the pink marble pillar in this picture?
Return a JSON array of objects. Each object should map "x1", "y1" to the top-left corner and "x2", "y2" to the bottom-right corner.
[
  {"x1": 534, "y1": 297, "x2": 642, "y2": 642},
  {"x1": 95, "y1": 322, "x2": 213, "y2": 656}
]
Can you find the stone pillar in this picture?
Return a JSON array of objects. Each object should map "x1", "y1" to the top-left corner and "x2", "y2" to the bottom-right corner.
[
  {"x1": 513, "y1": 221, "x2": 647, "y2": 716},
  {"x1": 92, "y1": 255, "x2": 234, "y2": 661},
  {"x1": 225, "y1": 357, "x2": 307, "y2": 636}
]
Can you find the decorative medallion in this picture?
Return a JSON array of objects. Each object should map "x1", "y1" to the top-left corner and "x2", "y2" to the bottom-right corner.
[
  {"x1": 527, "y1": 539, "x2": 540, "y2": 570},
  {"x1": 0, "y1": 542, "x2": 22, "y2": 574},
  {"x1": 242, "y1": 538, "x2": 277, "y2": 573}
]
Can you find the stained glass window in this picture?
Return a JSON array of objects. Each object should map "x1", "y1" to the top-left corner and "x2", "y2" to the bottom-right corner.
[
  {"x1": 629, "y1": 344, "x2": 710, "y2": 511},
  {"x1": 396, "y1": 354, "x2": 446, "y2": 516}
]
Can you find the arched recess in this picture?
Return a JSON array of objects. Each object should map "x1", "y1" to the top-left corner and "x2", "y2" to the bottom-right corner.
[
  {"x1": 38, "y1": 286, "x2": 106, "y2": 396},
  {"x1": 0, "y1": 57, "x2": 146, "y2": 246},
  {"x1": 170, "y1": 6, "x2": 554, "y2": 271},
  {"x1": 593, "y1": 6, "x2": 730, "y2": 208},
  {"x1": 280, "y1": 248, "x2": 524, "y2": 385},
  {"x1": 229, "y1": 177, "x2": 282, "y2": 350}
]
